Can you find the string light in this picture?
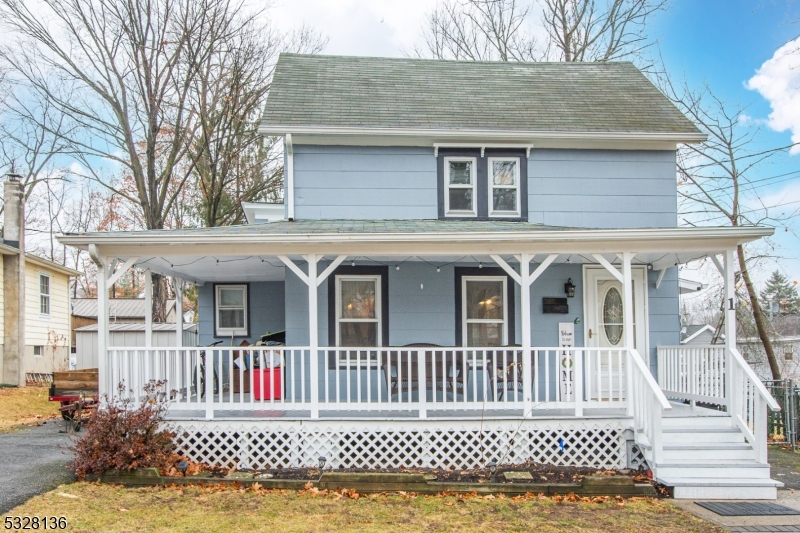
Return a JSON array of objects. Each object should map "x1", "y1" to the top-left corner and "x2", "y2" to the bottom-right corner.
[
  {"x1": 396, "y1": 265, "x2": 400, "y2": 271},
  {"x1": 351, "y1": 260, "x2": 355, "y2": 267},
  {"x1": 436, "y1": 267, "x2": 440, "y2": 273},
  {"x1": 478, "y1": 262, "x2": 483, "y2": 269}
]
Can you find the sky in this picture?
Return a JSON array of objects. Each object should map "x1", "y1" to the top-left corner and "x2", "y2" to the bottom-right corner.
[{"x1": 270, "y1": 0, "x2": 800, "y2": 290}]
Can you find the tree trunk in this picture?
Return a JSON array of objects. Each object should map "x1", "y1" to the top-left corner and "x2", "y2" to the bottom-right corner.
[
  {"x1": 151, "y1": 272, "x2": 168, "y2": 323},
  {"x1": 737, "y1": 244, "x2": 781, "y2": 379}
]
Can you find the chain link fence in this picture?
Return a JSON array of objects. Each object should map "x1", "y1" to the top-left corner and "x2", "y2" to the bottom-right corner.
[{"x1": 765, "y1": 379, "x2": 798, "y2": 449}]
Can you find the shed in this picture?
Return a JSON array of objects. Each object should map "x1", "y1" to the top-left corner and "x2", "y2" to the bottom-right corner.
[{"x1": 73, "y1": 323, "x2": 198, "y2": 369}]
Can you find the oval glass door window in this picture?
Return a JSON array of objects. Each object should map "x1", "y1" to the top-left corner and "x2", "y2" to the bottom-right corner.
[{"x1": 603, "y1": 287, "x2": 623, "y2": 345}]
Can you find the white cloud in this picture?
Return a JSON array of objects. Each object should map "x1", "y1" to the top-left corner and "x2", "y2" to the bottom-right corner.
[
  {"x1": 271, "y1": 0, "x2": 439, "y2": 57},
  {"x1": 746, "y1": 37, "x2": 800, "y2": 154}
]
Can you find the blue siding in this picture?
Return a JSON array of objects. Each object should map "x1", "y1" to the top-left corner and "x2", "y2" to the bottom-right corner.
[
  {"x1": 647, "y1": 268, "x2": 680, "y2": 376},
  {"x1": 293, "y1": 145, "x2": 437, "y2": 220},
  {"x1": 292, "y1": 146, "x2": 678, "y2": 227},
  {"x1": 390, "y1": 262, "x2": 455, "y2": 346},
  {"x1": 528, "y1": 149, "x2": 677, "y2": 228},
  {"x1": 284, "y1": 263, "x2": 327, "y2": 347},
  {"x1": 197, "y1": 282, "x2": 285, "y2": 346}
]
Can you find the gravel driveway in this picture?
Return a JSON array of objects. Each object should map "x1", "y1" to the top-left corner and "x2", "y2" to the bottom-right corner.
[{"x1": 0, "y1": 421, "x2": 75, "y2": 514}]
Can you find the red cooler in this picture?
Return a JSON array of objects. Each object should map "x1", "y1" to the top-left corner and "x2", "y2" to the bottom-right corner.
[{"x1": 253, "y1": 368, "x2": 282, "y2": 400}]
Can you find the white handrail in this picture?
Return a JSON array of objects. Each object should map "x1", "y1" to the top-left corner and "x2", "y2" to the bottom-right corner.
[
  {"x1": 630, "y1": 348, "x2": 671, "y2": 410},
  {"x1": 729, "y1": 347, "x2": 780, "y2": 411}
]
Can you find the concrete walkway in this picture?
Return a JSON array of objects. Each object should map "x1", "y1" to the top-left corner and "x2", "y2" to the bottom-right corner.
[{"x1": 0, "y1": 421, "x2": 75, "y2": 514}]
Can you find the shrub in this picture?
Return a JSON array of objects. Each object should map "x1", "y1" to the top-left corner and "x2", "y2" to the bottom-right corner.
[{"x1": 70, "y1": 380, "x2": 175, "y2": 479}]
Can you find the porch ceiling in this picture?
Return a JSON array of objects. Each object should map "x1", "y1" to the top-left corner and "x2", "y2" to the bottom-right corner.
[{"x1": 132, "y1": 251, "x2": 731, "y2": 284}]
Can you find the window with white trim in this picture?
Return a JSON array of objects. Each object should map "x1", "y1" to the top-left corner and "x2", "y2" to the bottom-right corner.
[
  {"x1": 444, "y1": 157, "x2": 477, "y2": 217},
  {"x1": 336, "y1": 275, "x2": 381, "y2": 347},
  {"x1": 39, "y1": 273, "x2": 50, "y2": 316},
  {"x1": 488, "y1": 157, "x2": 521, "y2": 217},
  {"x1": 462, "y1": 276, "x2": 507, "y2": 347},
  {"x1": 215, "y1": 284, "x2": 248, "y2": 336}
]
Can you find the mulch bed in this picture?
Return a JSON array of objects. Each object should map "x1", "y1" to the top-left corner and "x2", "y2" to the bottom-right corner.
[{"x1": 214, "y1": 463, "x2": 651, "y2": 485}]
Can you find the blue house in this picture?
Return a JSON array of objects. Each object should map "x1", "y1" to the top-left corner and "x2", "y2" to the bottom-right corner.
[{"x1": 60, "y1": 54, "x2": 780, "y2": 499}]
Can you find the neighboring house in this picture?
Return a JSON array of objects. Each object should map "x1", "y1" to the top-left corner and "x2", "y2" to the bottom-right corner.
[
  {"x1": 681, "y1": 324, "x2": 717, "y2": 345},
  {"x1": 59, "y1": 55, "x2": 780, "y2": 499},
  {"x1": 0, "y1": 177, "x2": 80, "y2": 385},
  {"x1": 71, "y1": 298, "x2": 178, "y2": 349},
  {"x1": 741, "y1": 336, "x2": 800, "y2": 382}
]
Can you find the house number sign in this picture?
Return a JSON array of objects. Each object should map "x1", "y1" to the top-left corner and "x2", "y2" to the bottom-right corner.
[{"x1": 558, "y1": 322, "x2": 575, "y2": 399}]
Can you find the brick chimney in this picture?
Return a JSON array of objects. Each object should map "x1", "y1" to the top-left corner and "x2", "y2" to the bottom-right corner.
[{"x1": 2, "y1": 175, "x2": 25, "y2": 386}]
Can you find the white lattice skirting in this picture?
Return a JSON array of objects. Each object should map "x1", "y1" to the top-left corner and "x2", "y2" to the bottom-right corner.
[{"x1": 170, "y1": 419, "x2": 628, "y2": 471}]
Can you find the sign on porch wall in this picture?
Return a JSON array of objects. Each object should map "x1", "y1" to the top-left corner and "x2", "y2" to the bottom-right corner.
[{"x1": 559, "y1": 322, "x2": 575, "y2": 399}]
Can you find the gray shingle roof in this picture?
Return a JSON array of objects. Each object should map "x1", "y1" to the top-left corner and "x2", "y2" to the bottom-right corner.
[{"x1": 261, "y1": 54, "x2": 700, "y2": 135}]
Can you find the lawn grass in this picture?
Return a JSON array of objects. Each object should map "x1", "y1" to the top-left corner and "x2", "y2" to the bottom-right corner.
[
  {"x1": 2, "y1": 482, "x2": 724, "y2": 533},
  {"x1": 0, "y1": 385, "x2": 58, "y2": 431}
]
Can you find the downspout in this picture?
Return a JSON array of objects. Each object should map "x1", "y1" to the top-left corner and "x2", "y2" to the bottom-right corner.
[{"x1": 285, "y1": 134, "x2": 295, "y2": 221}]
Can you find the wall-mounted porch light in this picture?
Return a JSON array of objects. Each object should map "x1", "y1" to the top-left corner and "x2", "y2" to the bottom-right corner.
[{"x1": 564, "y1": 278, "x2": 576, "y2": 298}]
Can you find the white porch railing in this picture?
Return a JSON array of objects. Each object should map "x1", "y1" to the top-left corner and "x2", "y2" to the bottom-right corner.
[
  {"x1": 657, "y1": 345, "x2": 726, "y2": 405},
  {"x1": 106, "y1": 346, "x2": 629, "y2": 418},
  {"x1": 657, "y1": 344, "x2": 780, "y2": 465},
  {"x1": 729, "y1": 347, "x2": 780, "y2": 463},
  {"x1": 628, "y1": 348, "x2": 671, "y2": 465}
]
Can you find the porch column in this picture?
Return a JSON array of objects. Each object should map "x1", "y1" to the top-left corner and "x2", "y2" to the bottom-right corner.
[
  {"x1": 307, "y1": 254, "x2": 319, "y2": 418},
  {"x1": 723, "y1": 249, "x2": 737, "y2": 415},
  {"x1": 621, "y1": 252, "x2": 635, "y2": 417},
  {"x1": 519, "y1": 253, "x2": 532, "y2": 417},
  {"x1": 492, "y1": 253, "x2": 557, "y2": 417},
  {"x1": 89, "y1": 246, "x2": 109, "y2": 399},
  {"x1": 174, "y1": 278, "x2": 184, "y2": 348},
  {"x1": 144, "y1": 269, "x2": 152, "y2": 348}
]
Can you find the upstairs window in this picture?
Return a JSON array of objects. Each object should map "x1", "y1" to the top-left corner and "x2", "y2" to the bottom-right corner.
[
  {"x1": 215, "y1": 284, "x2": 248, "y2": 337},
  {"x1": 444, "y1": 157, "x2": 477, "y2": 217},
  {"x1": 488, "y1": 157, "x2": 521, "y2": 217},
  {"x1": 438, "y1": 149, "x2": 527, "y2": 220},
  {"x1": 39, "y1": 273, "x2": 50, "y2": 316}
]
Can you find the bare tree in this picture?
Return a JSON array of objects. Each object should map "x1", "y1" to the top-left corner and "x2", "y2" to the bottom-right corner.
[
  {"x1": 414, "y1": 0, "x2": 539, "y2": 61},
  {"x1": 0, "y1": 0, "x2": 272, "y2": 320},
  {"x1": 542, "y1": 0, "x2": 666, "y2": 62},
  {"x1": 668, "y1": 81, "x2": 800, "y2": 380},
  {"x1": 188, "y1": 21, "x2": 326, "y2": 227},
  {"x1": 413, "y1": 0, "x2": 665, "y2": 63},
  {"x1": 0, "y1": 86, "x2": 73, "y2": 209}
]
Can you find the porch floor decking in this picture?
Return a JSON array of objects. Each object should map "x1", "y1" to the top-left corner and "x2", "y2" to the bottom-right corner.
[{"x1": 164, "y1": 401, "x2": 726, "y2": 421}]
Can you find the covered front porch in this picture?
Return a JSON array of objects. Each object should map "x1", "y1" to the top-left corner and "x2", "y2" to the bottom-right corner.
[{"x1": 59, "y1": 221, "x2": 779, "y2": 497}]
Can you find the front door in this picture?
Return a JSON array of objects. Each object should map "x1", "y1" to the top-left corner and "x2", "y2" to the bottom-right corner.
[{"x1": 584, "y1": 266, "x2": 648, "y2": 401}]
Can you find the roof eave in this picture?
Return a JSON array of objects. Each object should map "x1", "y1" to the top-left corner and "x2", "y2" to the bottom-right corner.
[
  {"x1": 258, "y1": 125, "x2": 708, "y2": 144},
  {"x1": 57, "y1": 226, "x2": 773, "y2": 249}
]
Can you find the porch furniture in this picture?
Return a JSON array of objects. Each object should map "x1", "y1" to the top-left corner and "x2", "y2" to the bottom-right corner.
[
  {"x1": 381, "y1": 344, "x2": 467, "y2": 400},
  {"x1": 486, "y1": 346, "x2": 526, "y2": 401}
]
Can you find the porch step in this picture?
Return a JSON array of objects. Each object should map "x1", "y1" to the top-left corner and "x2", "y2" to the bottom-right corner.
[
  {"x1": 646, "y1": 415, "x2": 777, "y2": 499},
  {"x1": 661, "y1": 442, "x2": 754, "y2": 461},
  {"x1": 661, "y1": 416, "x2": 732, "y2": 428},
  {"x1": 657, "y1": 477, "x2": 783, "y2": 500},
  {"x1": 654, "y1": 461, "x2": 771, "y2": 479},
  {"x1": 662, "y1": 427, "x2": 744, "y2": 444}
]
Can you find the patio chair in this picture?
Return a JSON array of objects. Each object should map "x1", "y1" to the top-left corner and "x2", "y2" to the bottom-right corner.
[
  {"x1": 486, "y1": 346, "x2": 527, "y2": 401},
  {"x1": 381, "y1": 344, "x2": 466, "y2": 400}
]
